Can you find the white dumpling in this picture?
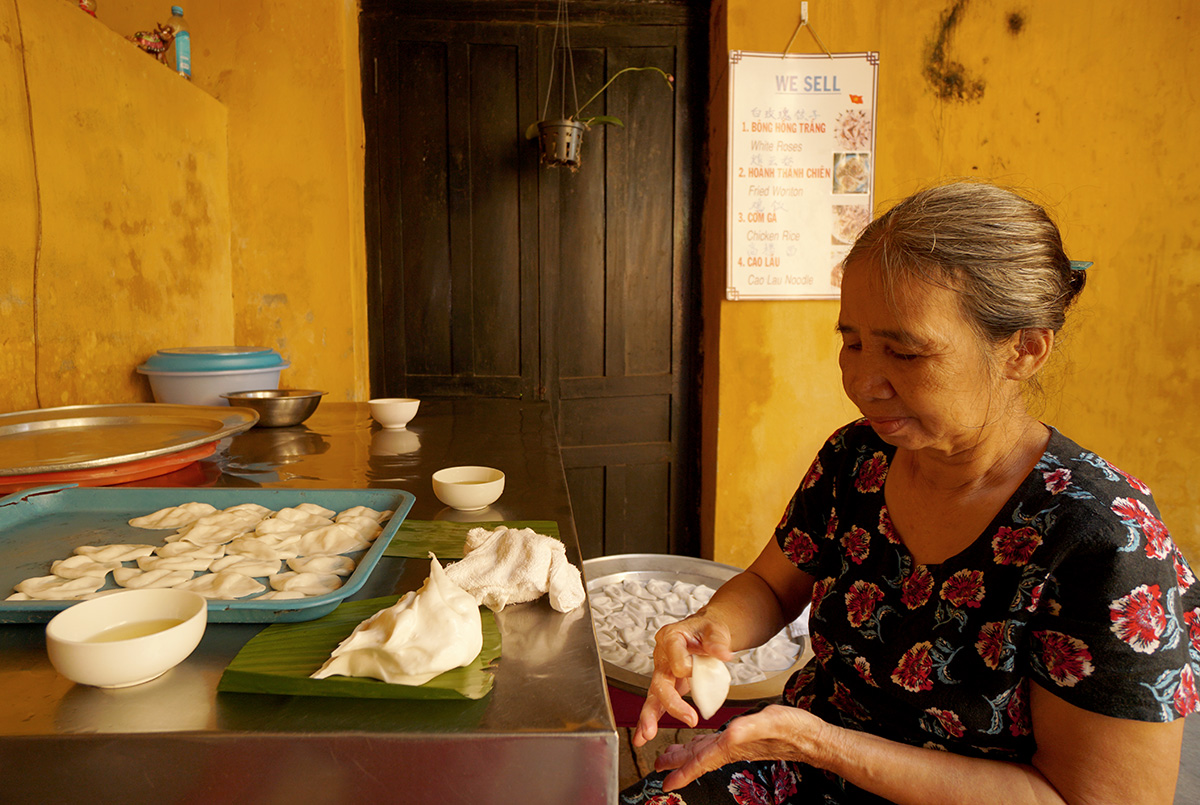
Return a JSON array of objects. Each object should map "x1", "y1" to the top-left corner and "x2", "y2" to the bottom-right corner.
[
  {"x1": 645, "y1": 578, "x2": 674, "y2": 598},
  {"x1": 50, "y1": 555, "x2": 121, "y2": 580},
  {"x1": 254, "y1": 590, "x2": 308, "y2": 601},
  {"x1": 225, "y1": 535, "x2": 300, "y2": 561},
  {"x1": 14, "y1": 575, "x2": 105, "y2": 599},
  {"x1": 154, "y1": 541, "x2": 226, "y2": 560},
  {"x1": 209, "y1": 555, "x2": 282, "y2": 577},
  {"x1": 74, "y1": 544, "x2": 156, "y2": 563},
  {"x1": 671, "y1": 580, "x2": 697, "y2": 599},
  {"x1": 175, "y1": 510, "x2": 261, "y2": 546},
  {"x1": 177, "y1": 569, "x2": 266, "y2": 599},
  {"x1": 333, "y1": 515, "x2": 383, "y2": 541},
  {"x1": 128, "y1": 502, "x2": 218, "y2": 529},
  {"x1": 223, "y1": 502, "x2": 274, "y2": 519},
  {"x1": 274, "y1": 507, "x2": 334, "y2": 530},
  {"x1": 626, "y1": 598, "x2": 658, "y2": 620},
  {"x1": 292, "y1": 503, "x2": 336, "y2": 518},
  {"x1": 588, "y1": 592, "x2": 616, "y2": 617},
  {"x1": 287, "y1": 555, "x2": 356, "y2": 577},
  {"x1": 627, "y1": 653, "x2": 654, "y2": 675},
  {"x1": 268, "y1": 571, "x2": 343, "y2": 596},
  {"x1": 295, "y1": 524, "x2": 369, "y2": 557},
  {"x1": 137, "y1": 554, "x2": 215, "y2": 573},
  {"x1": 254, "y1": 518, "x2": 306, "y2": 538},
  {"x1": 619, "y1": 624, "x2": 648, "y2": 646},
  {"x1": 312, "y1": 555, "x2": 482, "y2": 686},
  {"x1": 659, "y1": 592, "x2": 691, "y2": 618},
  {"x1": 113, "y1": 567, "x2": 194, "y2": 589},
  {"x1": 690, "y1": 655, "x2": 731, "y2": 719},
  {"x1": 622, "y1": 579, "x2": 658, "y2": 601},
  {"x1": 336, "y1": 506, "x2": 392, "y2": 524}
]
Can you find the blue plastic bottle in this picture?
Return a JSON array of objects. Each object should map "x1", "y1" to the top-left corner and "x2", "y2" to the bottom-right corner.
[{"x1": 168, "y1": 6, "x2": 191, "y2": 79}]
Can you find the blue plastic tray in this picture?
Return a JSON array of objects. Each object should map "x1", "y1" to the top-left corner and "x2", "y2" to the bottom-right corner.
[{"x1": 0, "y1": 485, "x2": 414, "y2": 624}]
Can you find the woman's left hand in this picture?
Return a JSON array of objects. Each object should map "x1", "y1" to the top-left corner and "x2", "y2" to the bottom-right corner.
[{"x1": 654, "y1": 704, "x2": 833, "y2": 791}]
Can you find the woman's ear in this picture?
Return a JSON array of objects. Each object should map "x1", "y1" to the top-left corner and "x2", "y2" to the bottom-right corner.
[{"x1": 1005, "y1": 328, "x2": 1054, "y2": 380}]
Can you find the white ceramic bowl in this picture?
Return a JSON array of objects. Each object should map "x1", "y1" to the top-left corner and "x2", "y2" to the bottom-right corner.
[
  {"x1": 138, "y1": 365, "x2": 288, "y2": 407},
  {"x1": 369, "y1": 398, "x2": 420, "y2": 429},
  {"x1": 45, "y1": 589, "x2": 208, "y2": 688},
  {"x1": 432, "y1": 465, "x2": 505, "y2": 511}
]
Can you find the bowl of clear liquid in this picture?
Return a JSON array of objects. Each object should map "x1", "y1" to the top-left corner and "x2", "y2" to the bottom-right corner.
[{"x1": 45, "y1": 588, "x2": 207, "y2": 688}]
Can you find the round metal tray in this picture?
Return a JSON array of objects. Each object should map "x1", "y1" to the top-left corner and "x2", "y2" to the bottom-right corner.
[
  {"x1": 0, "y1": 404, "x2": 258, "y2": 476},
  {"x1": 583, "y1": 553, "x2": 809, "y2": 703}
]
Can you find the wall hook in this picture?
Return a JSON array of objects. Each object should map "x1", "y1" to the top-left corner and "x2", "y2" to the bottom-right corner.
[{"x1": 783, "y1": 2, "x2": 833, "y2": 58}]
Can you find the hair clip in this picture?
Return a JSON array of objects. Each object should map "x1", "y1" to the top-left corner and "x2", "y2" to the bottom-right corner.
[{"x1": 1069, "y1": 261, "x2": 1093, "y2": 271}]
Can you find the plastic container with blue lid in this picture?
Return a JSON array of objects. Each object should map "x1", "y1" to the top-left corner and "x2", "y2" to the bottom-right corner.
[{"x1": 136, "y1": 347, "x2": 289, "y2": 406}]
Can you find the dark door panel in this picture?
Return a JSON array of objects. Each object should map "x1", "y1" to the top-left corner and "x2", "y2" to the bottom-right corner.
[{"x1": 362, "y1": 2, "x2": 704, "y2": 558}]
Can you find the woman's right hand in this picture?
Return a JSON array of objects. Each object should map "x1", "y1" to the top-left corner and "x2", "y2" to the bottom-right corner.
[{"x1": 631, "y1": 613, "x2": 735, "y2": 748}]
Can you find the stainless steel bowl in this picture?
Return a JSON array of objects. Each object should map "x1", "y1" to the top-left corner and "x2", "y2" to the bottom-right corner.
[
  {"x1": 583, "y1": 554, "x2": 810, "y2": 702},
  {"x1": 220, "y1": 389, "x2": 327, "y2": 428}
]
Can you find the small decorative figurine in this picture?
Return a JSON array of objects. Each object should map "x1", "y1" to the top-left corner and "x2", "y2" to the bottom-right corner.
[{"x1": 128, "y1": 24, "x2": 175, "y2": 64}]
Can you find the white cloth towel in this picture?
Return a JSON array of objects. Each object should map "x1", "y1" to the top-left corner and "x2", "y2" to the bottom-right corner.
[{"x1": 444, "y1": 526, "x2": 585, "y2": 613}]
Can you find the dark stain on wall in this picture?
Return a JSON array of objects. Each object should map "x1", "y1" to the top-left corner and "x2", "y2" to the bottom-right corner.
[
  {"x1": 924, "y1": 0, "x2": 986, "y2": 102},
  {"x1": 1007, "y1": 11, "x2": 1026, "y2": 35}
]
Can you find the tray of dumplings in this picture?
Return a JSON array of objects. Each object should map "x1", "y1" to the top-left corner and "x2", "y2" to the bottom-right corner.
[
  {"x1": 0, "y1": 484, "x2": 415, "y2": 624},
  {"x1": 584, "y1": 554, "x2": 810, "y2": 703}
]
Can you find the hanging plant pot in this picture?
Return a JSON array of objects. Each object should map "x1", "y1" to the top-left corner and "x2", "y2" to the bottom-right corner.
[{"x1": 536, "y1": 119, "x2": 586, "y2": 169}]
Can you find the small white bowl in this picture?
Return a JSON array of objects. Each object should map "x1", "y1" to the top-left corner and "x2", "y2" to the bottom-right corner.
[
  {"x1": 432, "y1": 466, "x2": 505, "y2": 511},
  {"x1": 45, "y1": 589, "x2": 207, "y2": 688},
  {"x1": 369, "y1": 398, "x2": 420, "y2": 429}
]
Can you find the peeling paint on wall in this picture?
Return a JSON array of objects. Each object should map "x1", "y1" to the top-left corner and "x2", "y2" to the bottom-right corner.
[{"x1": 924, "y1": 0, "x2": 986, "y2": 102}]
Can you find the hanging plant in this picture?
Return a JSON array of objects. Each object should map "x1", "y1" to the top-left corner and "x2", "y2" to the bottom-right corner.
[
  {"x1": 525, "y1": 66, "x2": 674, "y2": 170},
  {"x1": 524, "y1": 0, "x2": 673, "y2": 170}
]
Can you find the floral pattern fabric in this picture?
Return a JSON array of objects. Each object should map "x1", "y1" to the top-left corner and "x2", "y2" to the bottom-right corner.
[{"x1": 621, "y1": 420, "x2": 1199, "y2": 804}]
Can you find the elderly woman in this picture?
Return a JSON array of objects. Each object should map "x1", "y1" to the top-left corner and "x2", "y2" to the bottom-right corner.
[{"x1": 623, "y1": 182, "x2": 1198, "y2": 804}]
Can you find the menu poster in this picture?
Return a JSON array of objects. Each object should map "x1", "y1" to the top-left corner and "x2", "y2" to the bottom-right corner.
[{"x1": 726, "y1": 51, "x2": 879, "y2": 301}]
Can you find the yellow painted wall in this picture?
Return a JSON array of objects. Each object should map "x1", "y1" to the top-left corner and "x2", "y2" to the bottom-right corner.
[
  {"x1": 706, "y1": 0, "x2": 1200, "y2": 567},
  {"x1": 0, "y1": 0, "x2": 232, "y2": 410},
  {"x1": 0, "y1": 0, "x2": 367, "y2": 414}
]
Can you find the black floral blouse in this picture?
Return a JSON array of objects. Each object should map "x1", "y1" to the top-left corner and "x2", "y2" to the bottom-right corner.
[
  {"x1": 771, "y1": 419, "x2": 1200, "y2": 799},
  {"x1": 621, "y1": 420, "x2": 1198, "y2": 805}
]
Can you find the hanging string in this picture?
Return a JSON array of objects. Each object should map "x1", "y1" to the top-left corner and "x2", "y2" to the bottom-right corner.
[
  {"x1": 540, "y1": 0, "x2": 583, "y2": 121},
  {"x1": 540, "y1": 0, "x2": 562, "y2": 119},
  {"x1": 564, "y1": 0, "x2": 580, "y2": 116}
]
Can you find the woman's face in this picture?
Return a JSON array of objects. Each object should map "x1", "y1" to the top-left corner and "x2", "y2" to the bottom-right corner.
[{"x1": 837, "y1": 259, "x2": 1010, "y2": 455}]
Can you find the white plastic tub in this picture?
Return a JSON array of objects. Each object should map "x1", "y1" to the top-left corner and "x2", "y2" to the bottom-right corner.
[{"x1": 137, "y1": 365, "x2": 288, "y2": 406}]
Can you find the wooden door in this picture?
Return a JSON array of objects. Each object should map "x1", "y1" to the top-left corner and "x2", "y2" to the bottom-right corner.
[{"x1": 361, "y1": 1, "x2": 703, "y2": 558}]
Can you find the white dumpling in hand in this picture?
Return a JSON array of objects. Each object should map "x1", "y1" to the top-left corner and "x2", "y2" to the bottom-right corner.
[{"x1": 690, "y1": 655, "x2": 731, "y2": 720}]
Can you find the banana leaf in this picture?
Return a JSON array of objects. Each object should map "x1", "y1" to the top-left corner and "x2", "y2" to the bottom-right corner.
[
  {"x1": 218, "y1": 595, "x2": 500, "y2": 700},
  {"x1": 383, "y1": 520, "x2": 559, "y2": 558}
]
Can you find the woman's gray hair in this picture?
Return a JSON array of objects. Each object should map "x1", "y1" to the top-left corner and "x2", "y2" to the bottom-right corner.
[{"x1": 845, "y1": 182, "x2": 1086, "y2": 345}]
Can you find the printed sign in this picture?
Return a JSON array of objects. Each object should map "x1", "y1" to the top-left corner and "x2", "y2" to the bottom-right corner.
[{"x1": 726, "y1": 51, "x2": 879, "y2": 300}]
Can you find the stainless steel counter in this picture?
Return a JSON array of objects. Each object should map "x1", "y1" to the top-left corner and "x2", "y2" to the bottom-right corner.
[{"x1": 0, "y1": 399, "x2": 618, "y2": 803}]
